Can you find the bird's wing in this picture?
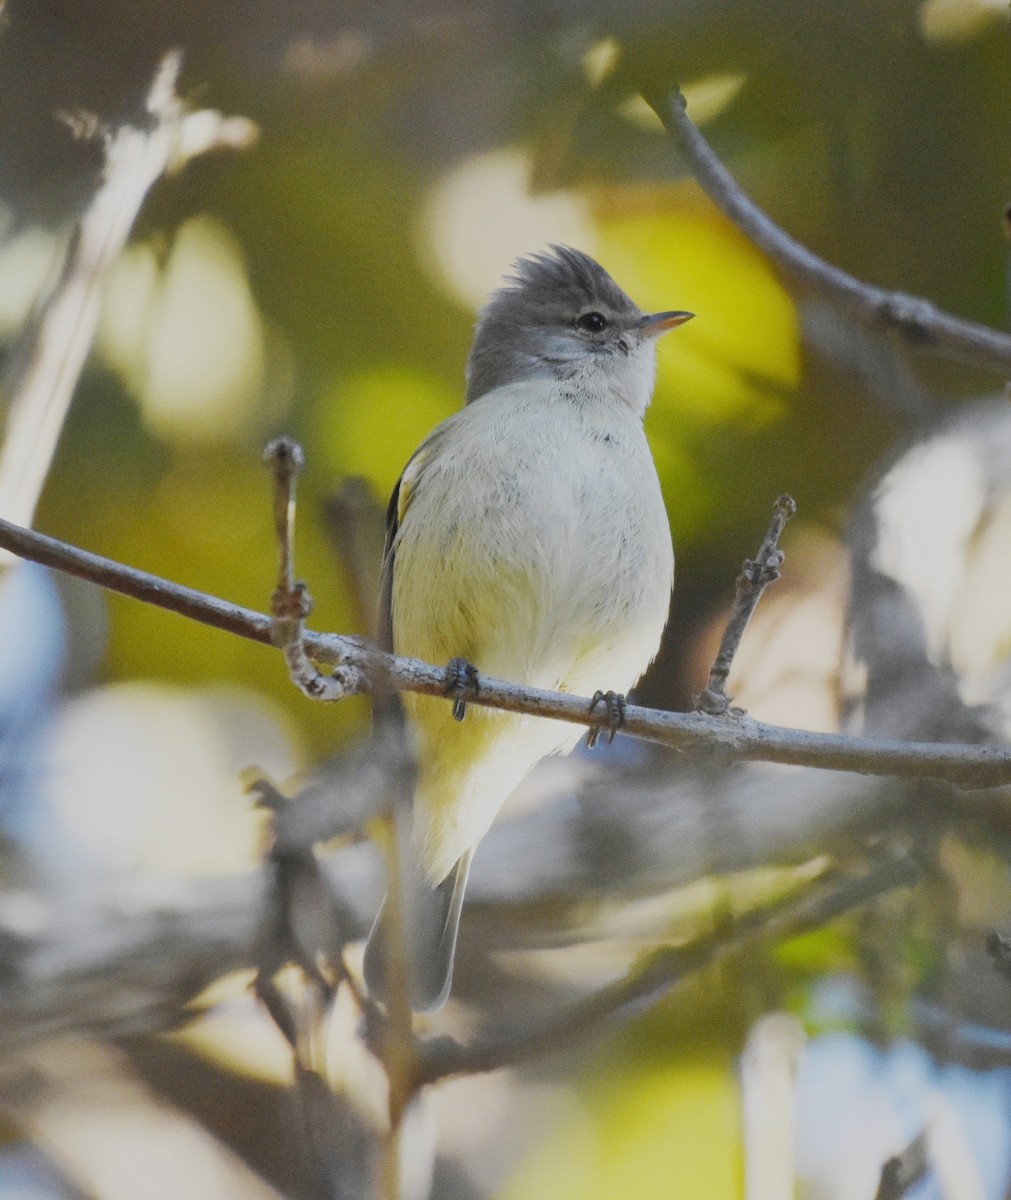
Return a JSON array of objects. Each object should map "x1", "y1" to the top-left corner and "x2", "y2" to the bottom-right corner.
[
  {"x1": 373, "y1": 443, "x2": 434, "y2": 734},
  {"x1": 377, "y1": 444, "x2": 431, "y2": 653}
]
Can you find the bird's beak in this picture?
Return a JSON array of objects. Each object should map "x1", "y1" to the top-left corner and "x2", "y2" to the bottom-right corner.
[{"x1": 639, "y1": 310, "x2": 694, "y2": 339}]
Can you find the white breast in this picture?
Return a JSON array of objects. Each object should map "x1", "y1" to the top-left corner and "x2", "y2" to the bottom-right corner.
[{"x1": 392, "y1": 378, "x2": 674, "y2": 881}]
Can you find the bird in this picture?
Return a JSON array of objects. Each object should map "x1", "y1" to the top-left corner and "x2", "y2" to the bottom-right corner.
[{"x1": 363, "y1": 245, "x2": 691, "y2": 1011}]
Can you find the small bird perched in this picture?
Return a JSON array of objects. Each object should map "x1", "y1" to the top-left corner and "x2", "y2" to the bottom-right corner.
[{"x1": 363, "y1": 245, "x2": 691, "y2": 1011}]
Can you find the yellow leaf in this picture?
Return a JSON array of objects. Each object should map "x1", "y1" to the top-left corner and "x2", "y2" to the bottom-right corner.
[
  {"x1": 499, "y1": 1058, "x2": 740, "y2": 1200},
  {"x1": 598, "y1": 195, "x2": 800, "y2": 425}
]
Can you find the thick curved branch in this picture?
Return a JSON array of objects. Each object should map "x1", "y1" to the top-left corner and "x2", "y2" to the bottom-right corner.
[
  {"x1": 647, "y1": 90, "x2": 1011, "y2": 376},
  {"x1": 2, "y1": 516, "x2": 1011, "y2": 789}
]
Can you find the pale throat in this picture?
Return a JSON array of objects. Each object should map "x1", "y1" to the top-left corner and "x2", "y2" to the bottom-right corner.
[{"x1": 555, "y1": 344, "x2": 658, "y2": 419}]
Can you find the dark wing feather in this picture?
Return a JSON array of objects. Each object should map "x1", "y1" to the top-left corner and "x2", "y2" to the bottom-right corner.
[
  {"x1": 376, "y1": 473, "x2": 401, "y2": 654},
  {"x1": 372, "y1": 467, "x2": 412, "y2": 730}
]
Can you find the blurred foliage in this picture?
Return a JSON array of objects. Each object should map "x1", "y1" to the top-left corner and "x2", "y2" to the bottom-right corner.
[
  {"x1": 1, "y1": 0, "x2": 1010, "y2": 1194},
  {"x1": 501, "y1": 1045, "x2": 741, "y2": 1199}
]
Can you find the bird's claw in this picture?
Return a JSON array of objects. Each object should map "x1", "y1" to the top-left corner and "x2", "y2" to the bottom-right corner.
[
  {"x1": 445, "y1": 657, "x2": 480, "y2": 721},
  {"x1": 586, "y1": 690, "x2": 626, "y2": 748}
]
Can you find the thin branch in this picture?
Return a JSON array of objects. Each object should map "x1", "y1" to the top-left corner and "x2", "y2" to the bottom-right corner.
[
  {"x1": 0, "y1": 51, "x2": 258, "y2": 551},
  {"x1": 2, "y1": 513, "x2": 1011, "y2": 789},
  {"x1": 646, "y1": 89, "x2": 1011, "y2": 376},
  {"x1": 697, "y1": 494, "x2": 795, "y2": 714},
  {"x1": 413, "y1": 848, "x2": 922, "y2": 1084},
  {"x1": 321, "y1": 477, "x2": 386, "y2": 638},
  {"x1": 0, "y1": 514, "x2": 285, "y2": 646}
]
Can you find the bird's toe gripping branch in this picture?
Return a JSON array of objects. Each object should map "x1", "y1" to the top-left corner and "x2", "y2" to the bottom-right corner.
[
  {"x1": 445, "y1": 657, "x2": 481, "y2": 722},
  {"x1": 586, "y1": 689, "x2": 627, "y2": 748}
]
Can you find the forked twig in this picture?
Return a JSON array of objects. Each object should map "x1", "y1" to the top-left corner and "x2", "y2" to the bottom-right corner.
[{"x1": 697, "y1": 494, "x2": 796, "y2": 715}]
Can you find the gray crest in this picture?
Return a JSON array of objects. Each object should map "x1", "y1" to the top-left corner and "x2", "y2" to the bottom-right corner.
[{"x1": 465, "y1": 245, "x2": 644, "y2": 403}]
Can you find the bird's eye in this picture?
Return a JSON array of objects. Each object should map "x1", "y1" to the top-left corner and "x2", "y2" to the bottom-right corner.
[{"x1": 576, "y1": 311, "x2": 608, "y2": 333}]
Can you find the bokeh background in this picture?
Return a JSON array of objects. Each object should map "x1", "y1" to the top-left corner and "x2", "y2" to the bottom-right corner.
[{"x1": 0, "y1": 0, "x2": 1010, "y2": 1197}]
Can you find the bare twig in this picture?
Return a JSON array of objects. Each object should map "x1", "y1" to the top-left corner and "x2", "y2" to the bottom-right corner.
[
  {"x1": 646, "y1": 89, "x2": 1011, "y2": 376},
  {"x1": 263, "y1": 437, "x2": 360, "y2": 701},
  {"x1": 874, "y1": 1133, "x2": 930, "y2": 1200},
  {"x1": 411, "y1": 848, "x2": 921, "y2": 1084},
  {"x1": 697, "y1": 494, "x2": 795, "y2": 715},
  {"x1": 322, "y1": 477, "x2": 386, "y2": 637},
  {"x1": 0, "y1": 51, "x2": 258, "y2": 552},
  {"x1": 2, "y1": 513, "x2": 1011, "y2": 789},
  {"x1": 985, "y1": 930, "x2": 1011, "y2": 984},
  {"x1": 261, "y1": 443, "x2": 419, "y2": 1143},
  {"x1": 266, "y1": 436, "x2": 302, "y2": 597}
]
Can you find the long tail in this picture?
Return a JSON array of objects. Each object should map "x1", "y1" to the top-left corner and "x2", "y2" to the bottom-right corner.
[{"x1": 363, "y1": 840, "x2": 472, "y2": 1014}]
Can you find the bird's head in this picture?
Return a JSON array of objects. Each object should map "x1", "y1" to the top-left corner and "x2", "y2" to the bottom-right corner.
[{"x1": 465, "y1": 245, "x2": 692, "y2": 415}]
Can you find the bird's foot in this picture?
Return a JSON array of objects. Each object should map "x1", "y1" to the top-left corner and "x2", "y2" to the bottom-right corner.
[
  {"x1": 445, "y1": 657, "x2": 480, "y2": 722},
  {"x1": 586, "y1": 690, "x2": 626, "y2": 748}
]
